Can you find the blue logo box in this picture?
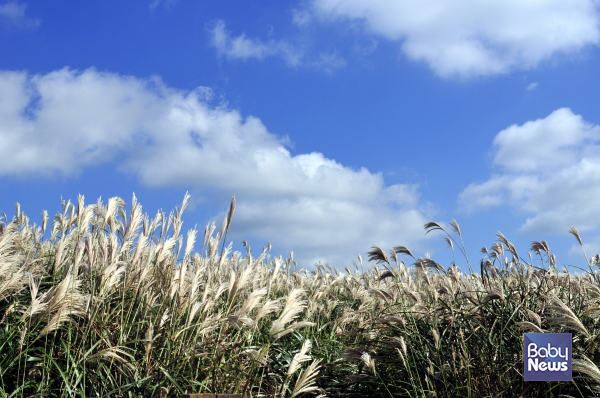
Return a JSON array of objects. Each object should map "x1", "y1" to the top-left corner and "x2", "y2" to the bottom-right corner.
[{"x1": 524, "y1": 333, "x2": 572, "y2": 381}]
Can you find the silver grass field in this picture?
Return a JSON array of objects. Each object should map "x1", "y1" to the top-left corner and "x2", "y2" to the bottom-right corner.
[{"x1": 1, "y1": 193, "x2": 600, "y2": 397}]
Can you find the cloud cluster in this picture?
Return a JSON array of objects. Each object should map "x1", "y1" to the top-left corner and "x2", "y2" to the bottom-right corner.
[
  {"x1": 0, "y1": 68, "x2": 433, "y2": 267},
  {"x1": 0, "y1": 69, "x2": 164, "y2": 175},
  {"x1": 210, "y1": 20, "x2": 302, "y2": 66},
  {"x1": 459, "y1": 108, "x2": 600, "y2": 234},
  {"x1": 209, "y1": 20, "x2": 346, "y2": 72},
  {"x1": 0, "y1": 1, "x2": 40, "y2": 28},
  {"x1": 307, "y1": 0, "x2": 600, "y2": 77}
]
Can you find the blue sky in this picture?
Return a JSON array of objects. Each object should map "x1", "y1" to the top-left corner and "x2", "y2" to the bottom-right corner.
[{"x1": 2, "y1": 0, "x2": 600, "y2": 272}]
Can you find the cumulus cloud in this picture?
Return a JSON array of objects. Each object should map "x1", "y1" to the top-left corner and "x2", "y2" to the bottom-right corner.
[
  {"x1": 0, "y1": 1, "x2": 40, "y2": 28},
  {"x1": 0, "y1": 69, "x2": 165, "y2": 176},
  {"x1": 459, "y1": 108, "x2": 600, "y2": 234},
  {"x1": 0, "y1": 68, "x2": 434, "y2": 267},
  {"x1": 307, "y1": 0, "x2": 600, "y2": 77},
  {"x1": 210, "y1": 20, "x2": 302, "y2": 66},
  {"x1": 233, "y1": 195, "x2": 429, "y2": 267}
]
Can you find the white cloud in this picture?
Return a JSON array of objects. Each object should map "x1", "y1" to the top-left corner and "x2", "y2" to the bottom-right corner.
[
  {"x1": 492, "y1": 108, "x2": 600, "y2": 174},
  {"x1": 459, "y1": 108, "x2": 600, "y2": 235},
  {"x1": 208, "y1": 19, "x2": 348, "y2": 73},
  {"x1": 149, "y1": 0, "x2": 179, "y2": 11},
  {"x1": 311, "y1": 52, "x2": 347, "y2": 73},
  {"x1": 233, "y1": 196, "x2": 429, "y2": 267},
  {"x1": 0, "y1": 68, "x2": 434, "y2": 267},
  {"x1": 210, "y1": 20, "x2": 302, "y2": 66},
  {"x1": 0, "y1": 1, "x2": 40, "y2": 27},
  {"x1": 526, "y1": 82, "x2": 538, "y2": 91},
  {"x1": 292, "y1": 8, "x2": 312, "y2": 27},
  {"x1": 308, "y1": 0, "x2": 600, "y2": 77},
  {"x1": 0, "y1": 69, "x2": 166, "y2": 176}
]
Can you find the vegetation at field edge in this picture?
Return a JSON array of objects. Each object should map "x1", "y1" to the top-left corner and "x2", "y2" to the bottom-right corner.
[{"x1": 1, "y1": 193, "x2": 600, "y2": 397}]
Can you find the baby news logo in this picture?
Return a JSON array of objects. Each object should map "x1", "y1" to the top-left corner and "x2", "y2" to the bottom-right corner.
[{"x1": 524, "y1": 333, "x2": 572, "y2": 381}]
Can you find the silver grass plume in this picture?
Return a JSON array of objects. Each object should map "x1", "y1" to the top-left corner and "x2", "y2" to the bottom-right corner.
[
  {"x1": 287, "y1": 339, "x2": 313, "y2": 376},
  {"x1": 573, "y1": 355, "x2": 600, "y2": 384},
  {"x1": 290, "y1": 359, "x2": 322, "y2": 397},
  {"x1": 449, "y1": 219, "x2": 461, "y2": 236},
  {"x1": 236, "y1": 287, "x2": 268, "y2": 317},
  {"x1": 367, "y1": 246, "x2": 390, "y2": 265},
  {"x1": 516, "y1": 321, "x2": 545, "y2": 333},
  {"x1": 270, "y1": 288, "x2": 314, "y2": 339},
  {"x1": 545, "y1": 296, "x2": 590, "y2": 337}
]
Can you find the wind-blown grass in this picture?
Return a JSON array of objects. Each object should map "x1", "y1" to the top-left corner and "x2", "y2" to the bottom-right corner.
[{"x1": 1, "y1": 194, "x2": 600, "y2": 397}]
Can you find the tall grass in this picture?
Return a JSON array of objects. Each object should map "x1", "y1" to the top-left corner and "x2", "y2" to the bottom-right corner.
[{"x1": 0, "y1": 194, "x2": 600, "y2": 397}]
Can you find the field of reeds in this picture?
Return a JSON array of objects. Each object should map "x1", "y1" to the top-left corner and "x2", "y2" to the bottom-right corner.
[{"x1": 2, "y1": 193, "x2": 600, "y2": 397}]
